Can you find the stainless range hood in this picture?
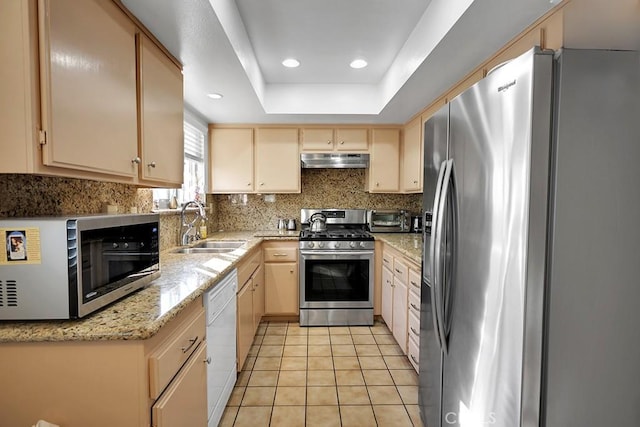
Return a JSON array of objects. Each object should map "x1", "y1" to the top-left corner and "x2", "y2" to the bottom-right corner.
[{"x1": 300, "y1": 153, "x2": 370, "y2": 169}]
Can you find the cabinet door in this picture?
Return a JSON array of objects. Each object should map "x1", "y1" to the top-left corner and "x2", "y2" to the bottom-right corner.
[
  {"x1": 255, "y1": 128, "x2": 300, "y2": 193},
  {"x1": 392, "y1": 278, "x2": 408, "y2": 353},
  {"x1": 0, "y1": 0, "x2": 38, "y2": 173},
  {"x1": 264, "y1": 262, "x2": 298, "y2": 315},
  {"x1": 369, "y1": 129, "x2": 400, "y2": 192},
  {"x1": 381, "y1": 265, "x2": 394, "y2": 328},
  {"x1": 39, "y1": 0, "x2": 138, "y2": 178},
  {"x1": 252, "y1": 264, "x2": 265, "y2": 332},
  {"x1": 301, "y1": 128, "x2": 334, "y2": 151},
  {"x1": 236, "y1": 280, "x2": 254, "y2": 371},
  {"x1": 152, "y1": 343, "x2": 207, "y2": 427},
  {"x1": 336, "y1": 128, "x2": 368, "y2": 151},
  {"x1": 138, "y1": 34, "x2": 184, "y2": 186},
  {"x1": 402, "y1": 118, "x2": 422, "y2": 192},
  {"x1": 210, "y1": 128, "x2": 254, "y2": 193}
]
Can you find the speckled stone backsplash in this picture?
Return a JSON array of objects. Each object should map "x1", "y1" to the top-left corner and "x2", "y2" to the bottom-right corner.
[
  {"x1": 0, "y1": 175, "x2": 221, "y2": 251},
  {"x1": 212, "y1": 169, "x2": 422, "y2": 231},
  {"x1": 0, "y1": 174, "x2": 153, "y2": 217}
]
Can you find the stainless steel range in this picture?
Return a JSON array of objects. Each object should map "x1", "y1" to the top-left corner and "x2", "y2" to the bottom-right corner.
[{"x1": 299, "y1": 209, "x2": 374, "y2": 326}]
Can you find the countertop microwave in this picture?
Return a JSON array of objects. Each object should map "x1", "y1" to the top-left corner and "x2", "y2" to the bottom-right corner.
[{"x1": 0, "y1": 214, "x2": 160, "y2": 320}]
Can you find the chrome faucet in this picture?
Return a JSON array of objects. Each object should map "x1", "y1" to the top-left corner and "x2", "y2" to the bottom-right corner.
[{"x1": 180, "y1": 200, "x2": 207, "y2": 245}]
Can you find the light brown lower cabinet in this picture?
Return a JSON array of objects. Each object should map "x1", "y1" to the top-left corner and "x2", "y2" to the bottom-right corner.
[
  {"x1": 237, "y1": 278, "x2": 255, "y2": 371},
  {"x1": 253, "y1": 264, "x2": 265, "y2": 327},
  {"x1": 236, "y1": 247, "x2": 264, "y2": 370},
  {"x1": 380, "y1": 244, "x2": 421, "y2": 358},
  {"x1": 152, "y1": 342, "x2": 208, "y2": 427},
  {"x1": 0, "y1": 298, "x2": 206, "y2": 427},
  {"x1": 263, "y1": 241, "x2": 299, "y2": 316}
]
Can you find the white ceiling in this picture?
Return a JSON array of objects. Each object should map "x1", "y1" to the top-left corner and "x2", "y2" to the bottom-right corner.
[{"x1": 121, "y1": 0, "x2": 561, "y2": 124}]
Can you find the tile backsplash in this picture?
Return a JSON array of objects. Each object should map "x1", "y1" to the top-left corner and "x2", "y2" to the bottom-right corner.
[
  {"x1": 0, "y1": 174, "x2": 153, "y2": 217},
  {"x1": 212, "y1": 169, "x2": 422, "y2": 231},
  {"x1": 0, "y1": 169, "x2": 423, "y2": 248}
]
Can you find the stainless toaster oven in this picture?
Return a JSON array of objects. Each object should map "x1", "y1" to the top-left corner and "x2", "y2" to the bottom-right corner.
[{"x1": 367, "y1": 209, "x2": 411, "y2": 233}]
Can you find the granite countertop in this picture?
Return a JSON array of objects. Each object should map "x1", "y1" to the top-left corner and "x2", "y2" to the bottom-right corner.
[
  {"x1": 372, "y1": 233, "x2": 423, "y2": 264},
  {"x1": 0, "y1": 231, "x2": 297, "y2": 344},
  {"x1": 0, "y1": 230, "x2": 419, "y2": 343}
]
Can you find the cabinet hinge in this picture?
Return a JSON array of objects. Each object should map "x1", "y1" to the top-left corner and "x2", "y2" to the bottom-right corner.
[{"x1": 38, "y1": 130, "x2": 47, "y2": 145}]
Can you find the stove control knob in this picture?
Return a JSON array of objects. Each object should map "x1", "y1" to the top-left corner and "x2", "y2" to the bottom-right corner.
[
  {"x1": 359, "y1": 241, "x2": 366, "y2": 248},
  {"x1": 334, "y1": 242, "x2": 341, "y2": 249},
  {"x1": 318, "y1": 241, "x2": 325, "y2": 248},
  {"x1": 349, "y1": 241, "x2": 356, "y2": 248},
  {"x1": 307, "y1": 242, "x2": 315, "y2": 249}
]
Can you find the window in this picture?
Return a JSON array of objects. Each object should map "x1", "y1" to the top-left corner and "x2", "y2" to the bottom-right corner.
[{"x1": 153, "y1": 110, "x2": 207, "y2": 209}]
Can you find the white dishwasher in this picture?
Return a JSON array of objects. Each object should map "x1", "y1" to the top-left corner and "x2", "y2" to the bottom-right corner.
[{"x1": 204, "y1": 269, "x2": 237, "y2": 427}]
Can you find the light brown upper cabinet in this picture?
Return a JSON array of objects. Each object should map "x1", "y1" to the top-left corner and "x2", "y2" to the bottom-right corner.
[
  {"x1": 210, "y1": 127, "x2": 300, "y2": 194},
  {"x1": 209, "y1": 128, "x2": 254, "y2": 193},
  {"x1": 0, "y1": 0, "x2": 184, "y2": 187},
  {"x1": 137, "y1": 34, "x2": 184, "y2": 186},
  {"x1": 367, "y1": 128, "x2": 400, "y2": 192},
  {"x1": 300, "y1": 127, "x2": 368, "y2": 152},
  {"x1": 401, "y1": 117, "x2": 423, "y2": 193},
  {"x1": 255, "y1": 128, "x2": 301, "y2": 193},
  {"x1": 39, "y1": 0, "x2": 139, "y2": 178}
]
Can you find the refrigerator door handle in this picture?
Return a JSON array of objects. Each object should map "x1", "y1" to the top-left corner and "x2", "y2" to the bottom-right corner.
[
  {"x1": 434, "y1": 159, "x2": 455, "y2": 353},
  {"x1": 442, "y1": 159, "x2": 458, "y2": 339},
  {"x1": 430, "y1": 160, "x2": 448, "y2": 351}
]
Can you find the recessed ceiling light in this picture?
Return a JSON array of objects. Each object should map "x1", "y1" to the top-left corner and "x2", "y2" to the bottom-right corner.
[
  {"x1": 207, "y1": 93, "x2": 223, "y2": 99},
  {"x1": 350, "y1": 59, "x2": 368, "y2": 69},
  {"x1": 282, "y1": 58, "x2": 300, "y2": 68}
]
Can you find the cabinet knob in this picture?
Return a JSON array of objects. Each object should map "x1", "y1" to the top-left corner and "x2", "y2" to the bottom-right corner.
[
  {"x1": 376, "y1": 182, "x2": 380, "y2": 187},
  {"x1": 340, "y1": 141, "x2": 345, "y2": 145},
  {"x1": 131, "y1": 157, "x2": 141, "y2": 165},
  {"x1": 260, "y1": 182, "x2": 264, "y2": 186},
  {"x1": 204, "y1": 357, "x2": 211, "y2": 364},
  {"x1": 247, "y1": 183, "x2": 251, "y2": 186},
  {"x1": 413, "y1": 180, "x2": 418, "y2": 184},
  {"x1": 290, "y1": 270, "x2": 294, "y2": 273},
  {"x1": 327, "y1": 140, "x2": 332, "y2": 145},
  {"x1": 148, "y1": 161, "x2": 157, "y2": 168}
]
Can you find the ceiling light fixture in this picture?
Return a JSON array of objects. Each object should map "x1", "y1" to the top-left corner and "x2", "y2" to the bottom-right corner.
[
  {"x1": 282, "y1": 58, "x2": 300, "y2": 68},
  {"x1": 350, "y1": 59, "x2": 368, "y2": 69},
  {"x1": 207, "y1": 93, "x2": 223, "y2": 99}
]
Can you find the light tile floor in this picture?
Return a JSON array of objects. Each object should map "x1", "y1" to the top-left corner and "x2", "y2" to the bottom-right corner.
[{"x1": 220, "y1": 320, "x2": 424, "y2": 427}]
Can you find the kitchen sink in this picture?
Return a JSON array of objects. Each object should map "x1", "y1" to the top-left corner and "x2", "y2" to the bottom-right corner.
[
  {"x1": 171, "y1": 240, "x2": 246, "y2": 254},
  {"x1": 192, "y1": 240, "x2": 245, "y2": 249},
  {"x1": 172, "y1": 247, "x2": 236, "y2": 254}
]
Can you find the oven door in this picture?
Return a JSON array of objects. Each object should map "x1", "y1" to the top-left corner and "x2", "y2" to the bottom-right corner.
[{"x1": 299, "y1": 250, "x2": 374, "y2": 309}]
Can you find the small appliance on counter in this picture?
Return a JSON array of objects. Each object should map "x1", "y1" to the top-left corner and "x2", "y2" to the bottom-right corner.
[
  {"x1": 410, "y1": 214, "x2": 423, "y2": 233},
  {"x1": 0, "y1": 213, "x2": 160, "y2": 320},
  {"x1": 366, "y1": 209, "x2": 411, "y2": 232}
]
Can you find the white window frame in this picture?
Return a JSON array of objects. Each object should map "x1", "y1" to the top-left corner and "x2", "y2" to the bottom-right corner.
[{"x1": 153, "y1": 108, "x2": 208, "y2": 209}]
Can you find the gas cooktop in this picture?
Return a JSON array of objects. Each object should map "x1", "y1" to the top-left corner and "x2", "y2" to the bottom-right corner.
[{"x1": 299, "y1": 228, "x2": 373, "y2": 241}]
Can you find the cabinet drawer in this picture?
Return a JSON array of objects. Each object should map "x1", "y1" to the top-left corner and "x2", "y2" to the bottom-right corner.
[
  {"x1": 152, "y1": 342, "x2": 208, "y2": 427},
  {"x1": 149, "y1": 309, "x2": 206, "y2": 399},
  {"x1": 382, "y1": 251, "x2": 393, "y2": 269},
  {"x1": 408, "y1": 309, "x2": 420, "y2": 345},
  {"x1": 408, "y1": 290, "x2": 420, "y2": 320},
  {"x1": 408, "y1": 332, "x2": 419, "y2": 372},
  {"x1": 408, "y1": 268, "x2": 421, "y2": 296},
  {"x1": 263, "y1": 247, "x2": 297, "y2": 262},
  {"x1": 237, "y1": 248, "x2": 262, "y2": 286},
  {"x1": 393, "y1": 258, "x2": 409, "y2": 284}
]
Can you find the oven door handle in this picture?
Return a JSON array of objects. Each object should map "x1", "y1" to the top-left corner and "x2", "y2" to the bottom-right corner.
[{"x1": 300, "y1": 250, "x2": 373, "y2": 257}]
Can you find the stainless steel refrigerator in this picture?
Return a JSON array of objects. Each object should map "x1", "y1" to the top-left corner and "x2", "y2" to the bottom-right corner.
[{"x1": 419, "y1": 48, "x2": 640, "y2": 427}]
